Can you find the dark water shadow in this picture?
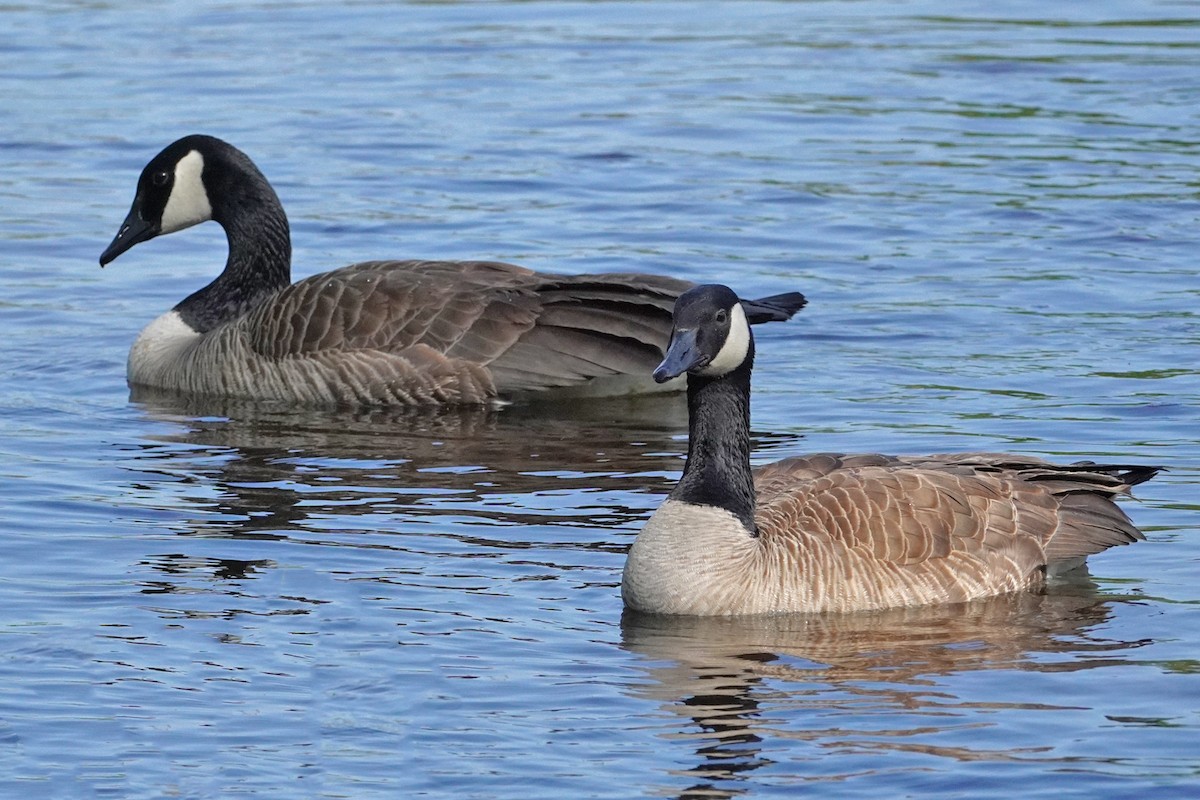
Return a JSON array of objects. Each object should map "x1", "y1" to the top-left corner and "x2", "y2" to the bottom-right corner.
[{"x1": 620, "y1": 584, "x2": 1150, "y2": 799}]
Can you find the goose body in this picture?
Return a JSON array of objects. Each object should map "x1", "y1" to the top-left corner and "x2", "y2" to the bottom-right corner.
[
  {"x1": 621, "y1": 285, "x2": 1159, "y2": 616},
  {"x1": 100, "y1": 136, "x2": 807, "y2": 407}
]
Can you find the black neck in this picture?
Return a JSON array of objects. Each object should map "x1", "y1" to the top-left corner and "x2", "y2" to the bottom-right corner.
[
  {"x1": 669, "y1": 349, "x2": 757, "y2": 534},
  {"x1": 175, "y1": 156, "x2": 293, "y2": 334}
]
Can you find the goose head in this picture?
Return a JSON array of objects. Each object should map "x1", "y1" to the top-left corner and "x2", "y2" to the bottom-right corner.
[
  {"x1": 99, "y1": 134, "x2": 287, "y2": 271},
  {"x1": 99, "y1": 135, "x2": 228, "y2": 266},
  {"x1": 653, "y1": 284, "x2": 754, "y2": 382}
]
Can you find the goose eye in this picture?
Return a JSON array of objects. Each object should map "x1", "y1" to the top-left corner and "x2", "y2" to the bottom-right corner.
[
  {"x1": 715, "y1": 309, "x2": 728, "y2": 324},
  {"x1": 151, "y1": 170, "x2": 170, "y2": 187}
]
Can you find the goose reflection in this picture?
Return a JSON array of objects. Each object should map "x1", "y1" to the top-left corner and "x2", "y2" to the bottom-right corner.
[
  {"x1": 125, "y1": 391, "x2": 676, "y2": 531},
  {"x1": 620, "y1": 584, "x2": 1147, "y2": 799},
  {"x1": 120, "y1": 389, "x2": 804, "y2": 589}
]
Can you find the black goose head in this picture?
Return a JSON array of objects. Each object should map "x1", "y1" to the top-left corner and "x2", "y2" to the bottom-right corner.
[
  {"x1": 654, "y1": 284, "x2": 754, "y2": 383},
  {"x1": 99, "y1": 135, "x2": 233, "y2": 266}
]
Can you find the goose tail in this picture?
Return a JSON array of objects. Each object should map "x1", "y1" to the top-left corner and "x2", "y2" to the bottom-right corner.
[{"x1": 740, "y1": 292, "x2": 807, "y2": 324}]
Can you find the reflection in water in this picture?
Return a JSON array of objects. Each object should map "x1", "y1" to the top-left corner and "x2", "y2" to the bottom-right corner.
[
  {"x1": 138, "y1": 555, "x2": 275, "y2": 595},
  {"x1": 126, "y1": 393, "x2": 686, "y2": 532},
  {"x1": 621, "y1": 586, "x2": 1148, "y2": 799},
  {"x1": 118, "y1": 390, "x2": 805, "y2": 592},
  {"x1": 125, "y1": 392, "x2": 683, "y2": 530}
]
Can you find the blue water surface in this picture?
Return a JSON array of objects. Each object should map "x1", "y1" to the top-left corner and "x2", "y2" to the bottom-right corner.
[{"x1": 1, "y1": 1, "x2": 1197, "y2": 798}]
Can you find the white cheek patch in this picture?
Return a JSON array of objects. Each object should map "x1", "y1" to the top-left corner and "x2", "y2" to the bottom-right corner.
[
  {"x1": 697, "y1": 302, "x2": 751, "y2": 376},
  {"x1": 160, "y1": 149, "x2": 213, "y2": 233}
]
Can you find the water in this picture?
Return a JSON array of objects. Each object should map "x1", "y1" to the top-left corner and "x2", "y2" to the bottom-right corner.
[{"x1": 2, "y1": 1, "x2": 1198, "y2": 797}]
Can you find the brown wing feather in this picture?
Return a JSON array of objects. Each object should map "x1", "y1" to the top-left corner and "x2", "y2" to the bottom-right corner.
[
  {"x1": 245, "y1": 260, "x2": 541, "y2": 360},
  {"x1": 752, "y1": 453, "x2": 1151, "y2": 575},
  {"x1": 487, "y1": 272, "x2": 692, "y2": 393}
]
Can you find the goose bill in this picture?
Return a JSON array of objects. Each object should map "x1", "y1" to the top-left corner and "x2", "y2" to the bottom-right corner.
[
  {"x1": 653, "y1": 328, "x2": 706, "y2": 383},
  {"x1": 100, "y1": 205, "x2": 158, "y2": 266}
]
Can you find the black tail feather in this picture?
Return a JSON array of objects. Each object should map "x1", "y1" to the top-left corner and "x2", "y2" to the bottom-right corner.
[
  {"x1": 741, "y1": 292, "x2": 808, "y2": 324},
  {"x1": 1066, "y1": 462, "x2": 1164, "y2": 488}
]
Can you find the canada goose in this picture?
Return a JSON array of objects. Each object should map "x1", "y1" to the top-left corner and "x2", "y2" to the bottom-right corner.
[
  {"x1": 621, "y1": 284, "x2": 1160, "y2": 616},
  {"x1": 99, "y1": 135, "x2": 807, "y2": 407}
]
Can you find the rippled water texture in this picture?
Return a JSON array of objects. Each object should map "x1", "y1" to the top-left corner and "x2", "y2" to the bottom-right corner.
[{"x1": 1, "y1": 2, "x2": 1197, "y2": 798}]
